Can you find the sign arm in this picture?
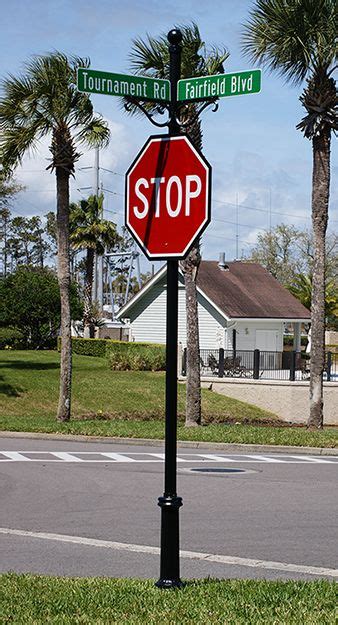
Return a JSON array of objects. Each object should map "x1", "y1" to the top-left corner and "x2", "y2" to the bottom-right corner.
[
  {"x1": 175, "y1": 98, "x2": 219, "y2": 129},
  {"x1": 124, "y1": 96, "x2": 171, "y2": 128}
]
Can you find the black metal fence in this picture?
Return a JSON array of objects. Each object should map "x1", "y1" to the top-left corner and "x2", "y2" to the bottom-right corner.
[{"x1": 181, "y1": 348, "x2": 337, "y2": 382}]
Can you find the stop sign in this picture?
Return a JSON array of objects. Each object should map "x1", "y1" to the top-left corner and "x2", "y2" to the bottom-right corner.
[{"x1": 125, "y1": 135, "x2": 211, "y2": 259}]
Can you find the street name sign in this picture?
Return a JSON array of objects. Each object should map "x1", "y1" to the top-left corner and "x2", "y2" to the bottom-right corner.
[
  {"x1": 177, "y1": 69, "x2": 261, "y2": 102},
  {"x1": 77, "y1": 68, "x2": 170, "y2": 102},
  {"x1": 125, "y1": 135, "x2": 211, "y2": 259}
]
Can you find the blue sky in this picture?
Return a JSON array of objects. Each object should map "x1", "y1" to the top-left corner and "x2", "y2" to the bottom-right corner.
[{"x1": 1, "y1": 0, "x2": 337, "y2": 271}]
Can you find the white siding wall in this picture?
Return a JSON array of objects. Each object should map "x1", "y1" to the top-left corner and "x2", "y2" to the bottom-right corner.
[
  {"x1": 129, "y1": 279, "x2": 167, "y2": 344},
  {"x1": 129, "y1": 275, "x2": 226, "y2": 349},
  {"x1": 128, "y1": 275, "x2": 284, "y2": 352},
  {"x1": 228, "y1": 321, "x2": 284, "y2": 352}
]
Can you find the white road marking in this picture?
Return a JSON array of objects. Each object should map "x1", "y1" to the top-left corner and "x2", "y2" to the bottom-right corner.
[
  {"x1": 0, "y1": 452, "x2": 337, "y2": 464},
  {"x1": 198, "y1": 454, "x2": 236, "y2": 462},
  {"x1": 0, "y1": 527, "x2": 336, "y2": 579},
  {"x1": 147, "y1": 453, "x2": 188, "y2": 462},
  {"x1": 288, "y1": 455, "x2": 334, "y2": 464},
  {"x1": 100, "y1": 452, "x2": 136, "y2": 462},
  {"x1": 0, "y1": 452, "x2": 32, "y2": 461},
  {"x1": 50, "y1": 452, "x2": 84, "y2": 462},
  {"x1": 246, "y1": 455, "x2": 285, "y2": 463}
]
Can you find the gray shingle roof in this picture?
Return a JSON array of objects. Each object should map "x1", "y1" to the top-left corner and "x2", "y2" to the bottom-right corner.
[{"x1": 197, "y1": 261, "x2": 310, "y2": 319}]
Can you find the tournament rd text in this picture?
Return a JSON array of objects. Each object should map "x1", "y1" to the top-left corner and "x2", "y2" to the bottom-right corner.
[{"x1": 77, "y1": 68, "x2": 170, "y2": 102}]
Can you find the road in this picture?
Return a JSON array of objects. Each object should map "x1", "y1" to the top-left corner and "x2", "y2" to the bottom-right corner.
[{"x1": 0, "y1": 436, "x2": 337, "y2": 581}]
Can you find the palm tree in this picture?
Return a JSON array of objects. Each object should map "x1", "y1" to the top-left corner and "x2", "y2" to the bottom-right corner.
[
  {"x1": 70, "y1": 194, "x2": 120, "y2": 337},
  {"x1": 129, "y1": 23, "x2": 228, "y2": 426},
  {"x1": 242, "y1": 0, "x2": 337, "y2": 428},
  {"x1": 0, "y1": 52, "x2": 110, "y2": 421},
  {"x1": 288, "y1": 273, "x2": 338, "y2": 320}
]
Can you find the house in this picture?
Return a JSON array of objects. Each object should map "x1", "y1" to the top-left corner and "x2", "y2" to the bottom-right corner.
[{"x1": 116, "y1": 258, "x2": 310, "y2": 354}]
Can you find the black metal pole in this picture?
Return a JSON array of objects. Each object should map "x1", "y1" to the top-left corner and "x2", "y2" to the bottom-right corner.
[{"x1": 155, "y1": 28, "x2": 183, "y2": 590}]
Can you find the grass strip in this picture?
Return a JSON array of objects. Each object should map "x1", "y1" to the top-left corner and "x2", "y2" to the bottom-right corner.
[
  {"x1": 0, "y1": 415, "x2": 337, "y2": 448},
  {"x1": 1, "y1": 350, "x2": 337, "y2": 448},
  {"x1": 0, "y1": 350, "x2": 277, "y2": 423},
  {"x1": 0, "y1": 574, "x2": 336, "y2": 624}
]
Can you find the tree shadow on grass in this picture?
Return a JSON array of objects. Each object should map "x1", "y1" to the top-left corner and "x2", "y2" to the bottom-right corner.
[
  {"x1": 0, "y1": 359, "x2": 59, "y2": 371},
  {"x1": 0, "y1": 374, "x2": 24, "y2": 397}
]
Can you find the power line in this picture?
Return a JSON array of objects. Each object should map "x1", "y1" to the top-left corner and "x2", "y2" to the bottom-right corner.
[
  {"x1": 12, "y1": 167, "x2": 338, "y2": 223},
  {"x1": 205, "y1": 232, "x2": 254, "y2": 245}
]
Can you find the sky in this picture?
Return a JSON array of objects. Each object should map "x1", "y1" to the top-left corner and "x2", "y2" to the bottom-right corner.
[{"x1": 1, "y1": 0, "x2": 337, "y2": 273}]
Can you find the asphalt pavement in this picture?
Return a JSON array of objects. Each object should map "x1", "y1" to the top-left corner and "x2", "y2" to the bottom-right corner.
[{"x1": 0, "y1": 436, "x2": 337, "y2": 581}]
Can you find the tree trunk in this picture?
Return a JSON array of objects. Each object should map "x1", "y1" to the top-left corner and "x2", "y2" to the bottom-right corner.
[
  {"x1": 83, "y1": 247, "x2": 94, "y2": 338},
  {"x1": 56, "y1": 167, "x2": 72, "y2": 421},
  {"x1": 178, "y1": 117, "x2": 203, "y2": 427},
  {"x1": 308, "y1": 131, "x2": 330, "y2": 429},
  {"x1": 180, "y1": 243, "x2": 201, "y2": 426}
]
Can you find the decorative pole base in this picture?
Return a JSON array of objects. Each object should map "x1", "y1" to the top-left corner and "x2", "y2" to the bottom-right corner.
[{"x1": 155, "y1": 495, "x2": 183, "y2": 589}]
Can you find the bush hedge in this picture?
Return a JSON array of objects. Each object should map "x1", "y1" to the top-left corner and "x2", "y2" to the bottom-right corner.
[
  {"x1": 0, "y1": 327, "x2": 25, "y2": 349},
  {"x1": 283, "y1": 335, "x2": 308, "y2": 347},
  {"x1": 57, "y1": 337, "x2": 166, "y2": 371},
  {"x1": 57, "y1": 337, "x2": 109, "y2": 358},
  {"x1": 107, "y1": 342, "x2": 166, "y2": 371}
]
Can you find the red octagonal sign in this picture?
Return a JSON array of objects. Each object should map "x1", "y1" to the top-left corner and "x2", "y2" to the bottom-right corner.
[{"x1": 125, "y1": 135, "x2": 211, "y2": 259}]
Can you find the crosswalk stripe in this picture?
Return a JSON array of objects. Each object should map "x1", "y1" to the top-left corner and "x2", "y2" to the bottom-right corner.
[
  {"x1": 198, "y1": 454, "x2": 236, "y2": 462},
  {"x1": 148, "y1": 453, "x2": 188, "y2": 462},
  {"x1": 100, "y1": 452, "x2": 136, "y2": 462},
  {"x1": 246, "y1": 455, "x2": 285, "y2": 463},
  {"x1": 50, "y1": 452, "x2": 84, "y2": 462},
  {"x1": 0, "y1": 452, "x2": 31, "y2": 461},
  {"x1": 288, "y1": 455, "x2": 334, "y2": 464},
  {"x1": 0, "y1": 452, "x2": 337, "y2": 463}
]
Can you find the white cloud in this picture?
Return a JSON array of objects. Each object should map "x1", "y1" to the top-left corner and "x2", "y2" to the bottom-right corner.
[{"x1": 13, "y1": 117, "x2": 135, "y2": 221}]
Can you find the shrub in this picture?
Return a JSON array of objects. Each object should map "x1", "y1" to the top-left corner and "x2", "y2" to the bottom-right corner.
[
  {"x1": 70, "y1": 338, "x2": 108, "y2": 357},
  {"x1": 57, "y1": 337, "x2": 109, "y2": 357},
  {"x1": 107, "y1": 342, "x2": 166, "y2": 371},
  {"x1": 283, "y1": 335, "x2": 308, "y2": 347},
  {"x1": 57, "y1": 337, "x2": 166, "y2": 371},
  {"x1": 0, "y1": 327, "x2": 25, "y2": 349}
]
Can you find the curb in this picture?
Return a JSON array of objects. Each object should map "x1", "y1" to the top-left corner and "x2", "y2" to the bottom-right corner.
[{"x1": 0, "y1": 431, "x2": 337, "y2": 456}]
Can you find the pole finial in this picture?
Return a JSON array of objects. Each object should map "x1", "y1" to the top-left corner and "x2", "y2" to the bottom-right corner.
[{"x1": 167, "y1": 29, "x2": 182, "y2": 45}]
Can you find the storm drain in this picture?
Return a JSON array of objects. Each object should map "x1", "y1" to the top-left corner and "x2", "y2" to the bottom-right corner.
[{"x1": 179, "y1": 467, "x2": 258, "y2": 476}]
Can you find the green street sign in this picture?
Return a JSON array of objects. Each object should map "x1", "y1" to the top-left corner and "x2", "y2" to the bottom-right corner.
[
  {"x1": 77, "y1": 68, "x2": 171, "y2": 102},
  {"x1": 177, "y1": 69, "x2": 261, "y2": 102}
]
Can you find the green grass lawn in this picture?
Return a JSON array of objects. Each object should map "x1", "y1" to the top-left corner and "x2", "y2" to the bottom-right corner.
[
  {"x1": 1, "y1": 350, "x2": 337, "y2": 448},
  {"x1": 0, "y1": 574, "x2": 336, "y2": 624}
]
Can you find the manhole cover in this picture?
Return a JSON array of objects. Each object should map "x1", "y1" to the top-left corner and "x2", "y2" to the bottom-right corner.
[{"x1": 179, "y1": 467, "x2": 258, "y2": 476}]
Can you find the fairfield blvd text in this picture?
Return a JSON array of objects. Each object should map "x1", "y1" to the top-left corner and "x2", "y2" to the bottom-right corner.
[
  {"x1": 77, "y1": 68, "x2": 170, "y2": 102},
  {"x1": 178, "y1": 69, "x2": 261, "y2": 102}
]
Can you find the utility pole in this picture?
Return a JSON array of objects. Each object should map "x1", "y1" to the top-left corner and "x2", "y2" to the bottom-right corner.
[
  {"x1": 92, "y1": 147, "x2": 101, "y2": 305},
  {"x1": 97, "y1": 179, "x2": 104, "y2": 308},
  {"x1": 236, "y1": 192, "x2": 239, "y2": 260}
]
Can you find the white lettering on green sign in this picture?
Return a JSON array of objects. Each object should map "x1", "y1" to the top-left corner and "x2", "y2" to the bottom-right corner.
[
  {"x1": 178, "y1": 70, "x2": 261, "y2": 102},
  {"x1": 77, "y1": 68, "x2": 170, "y2": 102}
]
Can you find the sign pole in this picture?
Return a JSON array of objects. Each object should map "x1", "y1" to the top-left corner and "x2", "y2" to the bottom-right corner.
[{"x1": 155, "y1": 28, "x2": 183, "y2": 590}]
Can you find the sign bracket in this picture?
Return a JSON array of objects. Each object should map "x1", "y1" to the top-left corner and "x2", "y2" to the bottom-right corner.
[
  {"x1": 124, "y1": 94, "x2": 219, "y2": 132},
  {"x1": 124, "y1": 97, "x2": 171, "y2": 128}
]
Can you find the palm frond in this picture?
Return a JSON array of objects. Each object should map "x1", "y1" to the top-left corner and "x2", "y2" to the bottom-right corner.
[
  {"x1": 76, "y1": 116, "x2": 110, "y2": 149},
  {"x1": 297, "y1": 70, "x2": 337, "y2": 137},
  {"x1": 0, "y1": 51, "x2": 109, "y2": 173},
  {"x1": 0, "y1": 121, "x2": 47, "y2": 172},
  {"x1": 241, "y1": 0, "x2": 337, "y2": 85},
  {"x1": 70, "y1": 194, "x2": 118, "y2": 254},
  {"x1": 129, "y1": 22, "x2": 229, "y2": 81}
]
